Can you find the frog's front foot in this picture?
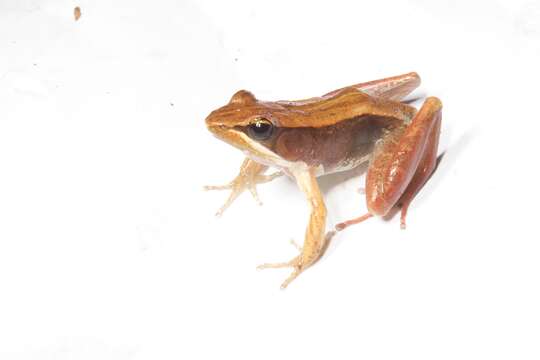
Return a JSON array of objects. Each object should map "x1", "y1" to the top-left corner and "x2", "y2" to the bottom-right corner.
[
  {"x1": 256, "y1": 239, "x2": 313, "y2": 289},
  {"x1": 204, "y1": 171, "x2": 282, "y2": 216},
  {"x1": 204, "y1": 178, "x2": 259, "y2": 217},
  {"x1": 204, "y1": 158, "x2": 283, "y2": 216},
  {"x1": 257, "y1": 255, "x2": 306, "y2": 290}
]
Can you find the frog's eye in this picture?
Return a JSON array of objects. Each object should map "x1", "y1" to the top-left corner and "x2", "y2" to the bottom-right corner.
[{"x1": 247, "y1": 118, "x2": 274, "y2": 141}]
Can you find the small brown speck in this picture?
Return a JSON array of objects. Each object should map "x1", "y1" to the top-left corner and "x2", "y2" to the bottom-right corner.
[{"x1": 74, "y1": 6, "x2": 81, "y2": 21}]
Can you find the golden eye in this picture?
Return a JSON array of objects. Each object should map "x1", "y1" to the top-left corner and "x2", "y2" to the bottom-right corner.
[{"x1": 247, "y1": 118, "x2": 274, "y2": 140}]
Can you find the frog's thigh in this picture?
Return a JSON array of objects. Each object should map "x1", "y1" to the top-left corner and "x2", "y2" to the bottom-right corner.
[
  {"x1": 365, "y1": 97, "x2": 442, "y2": 217},
  {"x1": 324, "y1": 72, "x2": 421, "y2": 101},
  {"x1": 397, "y1": 102, "x2": 442, "y2": 228},
  {"x1": 354, "y1": 72, "x2": 421, "y2": 101}
]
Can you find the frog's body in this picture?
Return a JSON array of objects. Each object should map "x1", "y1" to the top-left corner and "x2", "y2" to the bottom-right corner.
[
  {"x1": 205, "y1": 72, "x2": 442, "y2": 288},
  {"x1": 269, "y1": 115, "x2": 403, "y2": 176}
]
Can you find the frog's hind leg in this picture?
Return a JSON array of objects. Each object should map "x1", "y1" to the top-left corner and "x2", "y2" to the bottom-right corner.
[
  {"x1": 204, "y1": 158, "x2": 283, "y2": 216},
  {"x1": 336, "y1": 97, "x2": 442, "y2": 231},
  {"x1": 335, "y1": 213, "x2": 373, "y2": 231},
  {"x1": 396, "y1": 100, "x2": 442, "y2": 229},
  {"x1": 366, "y1": 97, "x2": 442, "y2": 227},
  {"x1": 324, "y1": 72, "x2": 421, "y2": 101}
]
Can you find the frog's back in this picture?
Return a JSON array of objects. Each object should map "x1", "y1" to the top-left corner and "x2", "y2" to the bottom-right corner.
[{"x1": 274, "y1": 87, "x2": 415, "y2": 129}]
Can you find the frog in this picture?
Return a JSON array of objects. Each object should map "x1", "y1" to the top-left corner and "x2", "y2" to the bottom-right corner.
[{"x1": 204, "y1": 72, "x2": 442, "y2": 288}]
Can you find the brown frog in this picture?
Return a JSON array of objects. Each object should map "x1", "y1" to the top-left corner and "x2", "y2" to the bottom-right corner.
[{"x1": 205, "y1": 72, "x2": 442, "y2": 288}]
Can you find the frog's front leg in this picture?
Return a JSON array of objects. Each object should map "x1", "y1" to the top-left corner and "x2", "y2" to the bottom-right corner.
[
  {"x1": 336, "y1": 97, "x2": 442, "y2": 231},
  {"x1": 204, "y1": 158, "x2": 283, "y2": 216},
  {"x1": 257, "y1": 167, "x2": 327, "y2": 289}
]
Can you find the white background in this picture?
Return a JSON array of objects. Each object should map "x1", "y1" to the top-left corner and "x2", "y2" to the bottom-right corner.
[{"x1": 1, "y1": 0, "x2": 539, "y2": 359}]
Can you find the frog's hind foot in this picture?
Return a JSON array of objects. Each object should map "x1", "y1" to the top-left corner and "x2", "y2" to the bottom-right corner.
[{"x1": 335, "y1": 213, "x2": 373, "y2": 231}]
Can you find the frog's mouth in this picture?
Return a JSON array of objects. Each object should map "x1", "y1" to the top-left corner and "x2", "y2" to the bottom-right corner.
[{"x1": 207, "y1": 125, "x2": 293, "y2": 169}]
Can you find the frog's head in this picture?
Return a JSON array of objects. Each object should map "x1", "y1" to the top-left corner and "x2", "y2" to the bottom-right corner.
[{"x1": 205, "y1": 90, "x2": 293, "y2": 168}]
